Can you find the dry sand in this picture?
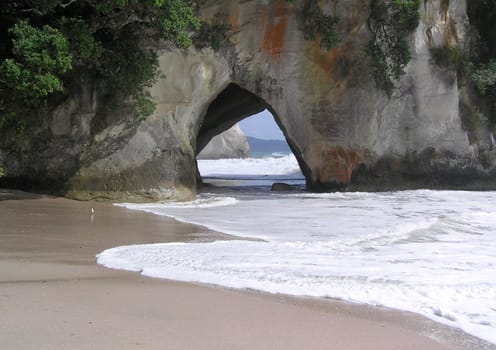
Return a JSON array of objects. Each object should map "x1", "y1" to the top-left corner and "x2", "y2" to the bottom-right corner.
[{"x1": 0, "y1": 190, "x2": 492, "y2": 350}]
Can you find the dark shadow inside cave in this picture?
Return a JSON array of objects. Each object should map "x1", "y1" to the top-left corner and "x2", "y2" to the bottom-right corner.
[
  {"x1": 195, "y1": 83, "x2": 308, "y2": 188},
  {"x1": 197, "y1": 83, "x2": 265, "y2": 153}
]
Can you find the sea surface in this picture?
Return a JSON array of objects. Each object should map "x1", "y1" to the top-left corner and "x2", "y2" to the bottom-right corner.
[{"x1": 97, "y1": 154, "x2": 496, "y2": 345}]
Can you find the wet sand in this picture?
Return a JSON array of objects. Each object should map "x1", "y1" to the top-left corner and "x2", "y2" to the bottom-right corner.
[{"x1": 0, "y1": 190, "x2": 491, "y2": 349}]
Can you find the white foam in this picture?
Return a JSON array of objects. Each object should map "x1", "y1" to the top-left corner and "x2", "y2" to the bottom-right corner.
[
  {"x1": 198, "y1": 154, "x2": 301, "y2": 177},
  {"x1": 102, "y1": 188, "x2": 496, "y2": 345},
  {"x1": 117, "y1": 195, "x2": 238, "y2": 210}
]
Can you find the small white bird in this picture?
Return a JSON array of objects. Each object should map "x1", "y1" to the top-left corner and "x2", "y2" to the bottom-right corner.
[{"x1": 90, "y1": 207, "x2": 95, "y2": 215}]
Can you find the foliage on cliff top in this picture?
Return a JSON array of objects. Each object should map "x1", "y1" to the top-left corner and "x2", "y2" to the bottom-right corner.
[
  {"x1": 0, "y1": 0, "x2": 200, "y2": 122},
  {"x1": 367, "y1": 0, "x2": 420, "y2": 96},
  {"x1": 1, "y1": 21, "x2": 72, "y2": 108}
]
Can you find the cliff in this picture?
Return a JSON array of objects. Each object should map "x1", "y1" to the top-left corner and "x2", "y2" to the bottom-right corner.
[
  {"x1": 197, "y1": 124, "x2": 250, "y2": 159},
  {"x1": 1, "y1": 0, "x2": 495, "y2": 201}
]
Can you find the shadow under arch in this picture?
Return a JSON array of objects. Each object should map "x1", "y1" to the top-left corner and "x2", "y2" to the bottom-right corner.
[{"x1": 195, "y1": 83, "x2": 311, "y2": 186}]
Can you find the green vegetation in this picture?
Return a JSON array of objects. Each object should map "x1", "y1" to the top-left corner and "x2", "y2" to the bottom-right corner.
[
  {"x1": 194, "y1": 13, "x2": 232, "y2": 51},
  {"x1": 430, "y1": 44, "x2": 461, "y2": 68},
  {"x1": 470, "y1": 59, "x2": 496, "y2": 95},
  {"x1": 367, "y1": 0, "x2": 420, "y2": 96},
  {"x1": 0, "y1": 0, "x2": 200, "y2": 124},
  {"x1": 1, "y1": 21, "x2": 72, "y2": 107},
  {"x1": 0, "y1": 165, "x2": 4, "y2": 177},
  {"x1": 300, "y1": 0, "x2": 340, "y2": 51},
  {"x1": 470, "y1": 107, "x2": 489, "y2": 130},
  {"x1": 460, "y1": 100, "x2": 489, "y2": 132},
  {"x1": 428, "y1": 1, "x2": 496, "y2": 126},
  {"x1": 466, "y1": 0, "x2": 496, "y2": 125}
]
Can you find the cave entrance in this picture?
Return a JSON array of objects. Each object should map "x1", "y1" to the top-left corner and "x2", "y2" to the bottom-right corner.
[{"x1": 195, "y1": 83, "x2": 305, "y2": 189}]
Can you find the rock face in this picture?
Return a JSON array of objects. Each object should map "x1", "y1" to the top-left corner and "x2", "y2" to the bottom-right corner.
[
  {"x1": 197, "y1": 124, "x2": 250, "y2": 159},
  {"x1": 1, "y1": 0, "x2": 495, "y2": 200}
]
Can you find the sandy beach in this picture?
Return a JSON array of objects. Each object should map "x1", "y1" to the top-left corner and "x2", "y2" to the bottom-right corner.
[{"x1": 0, "y1": 190, "x2": 491, "y2": 350}]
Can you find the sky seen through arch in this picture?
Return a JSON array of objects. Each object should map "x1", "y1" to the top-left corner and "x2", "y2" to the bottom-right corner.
[{"x1": 238, "y1": 110, "x2": 285, "y2": 140}]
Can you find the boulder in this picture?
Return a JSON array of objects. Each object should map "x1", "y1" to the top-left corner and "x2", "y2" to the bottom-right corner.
[
  {"x1": 197, "y1": 124, "x2": 250, "y2": 159},
  {"x1": 271, "y1": 183, "x2": 293, "y2": 191}
]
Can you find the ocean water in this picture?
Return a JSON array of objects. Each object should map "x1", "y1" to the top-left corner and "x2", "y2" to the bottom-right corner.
[{"x1": 97, "y1": 155, "x2": 496, "y2": 345}]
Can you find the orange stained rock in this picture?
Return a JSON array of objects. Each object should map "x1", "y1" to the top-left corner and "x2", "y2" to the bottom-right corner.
[
  {"x1": 262, "y1": 0, "x2": 289, "y2": 58},
  {"x1": 227, "y1": 10, "x2": 239, "y2": 29},
  {"x1": 312, "y1": 41, "x2": 355, "y2": 78},
  {"x1": 318, "y1": 146, "x2": 361, "y2": 185}
]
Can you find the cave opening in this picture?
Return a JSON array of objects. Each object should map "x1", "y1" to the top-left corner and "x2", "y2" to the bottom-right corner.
[{"x1": 195, "y1": 83, "x2": 306, "y2": 189}]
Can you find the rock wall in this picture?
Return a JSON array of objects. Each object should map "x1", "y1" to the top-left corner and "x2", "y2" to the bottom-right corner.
[
  {"x1": 197, "y1": 124, "x2": 250, "y2": 159},
  {"x1": 1, "y1": 0, "x2": 495, "y2": 200},
  {"x1": 65, "y1": 50, "x2": 233, "y2": 200},
  {"x1": 195, "y1": 0, "x2": 493, "y2": 190}
]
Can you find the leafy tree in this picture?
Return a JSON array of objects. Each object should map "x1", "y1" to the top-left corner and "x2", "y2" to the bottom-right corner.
[
  {"x1": 0, "y1": 0, "x2": 200, "y2": 121},
  {"x1": 0, "y1": 20, "x2": 72, "y2": 107}
]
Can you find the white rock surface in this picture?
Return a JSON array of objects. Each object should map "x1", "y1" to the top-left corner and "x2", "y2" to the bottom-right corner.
[{"x1": 197, "y1": 124, "x2": 250, "y2": 160}]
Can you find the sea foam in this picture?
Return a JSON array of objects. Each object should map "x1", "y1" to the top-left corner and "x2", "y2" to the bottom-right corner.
[
  {"x1": 98, "y1": 156, "x2": 496, "y2": 345},
  {"x1": 198, "y1": 154, "x2": 301, "y2": 177}
]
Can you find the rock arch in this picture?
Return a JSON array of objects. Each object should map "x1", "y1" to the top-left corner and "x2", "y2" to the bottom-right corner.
[
  {"x1": 195, "y1": 83, "x2": 310, "y2": 181},
  {"x1": 196, "y1": 83, "x2": 266, "y2": 154},
  {"x1": 1, "y1": 0, "x2": 492, "y2": 201}
]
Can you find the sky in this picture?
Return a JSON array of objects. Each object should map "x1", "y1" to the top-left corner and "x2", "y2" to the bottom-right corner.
[{"x1": 238, "y1": 110, "x2": 285, "y2": 140}]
